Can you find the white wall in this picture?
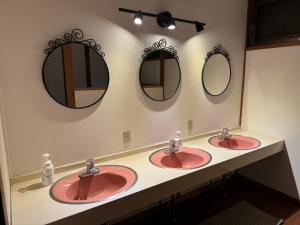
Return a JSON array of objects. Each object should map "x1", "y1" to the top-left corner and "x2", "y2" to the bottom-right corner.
[
  {"x1": 0, "y1": 0, "x2": 247, "y2": 176},
  {"x1": 241, "y1": 46, "x2": 300, "y2": 199}
]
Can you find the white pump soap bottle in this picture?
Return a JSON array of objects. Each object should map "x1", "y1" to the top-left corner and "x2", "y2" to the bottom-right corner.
[
  {"x1": 41, "y1": 153, "x2": 54, "y2": 186},
  {"x1": 165, "y1": 131, "x2": 183, "y2": 154},
  {"x1": 174, "y1": 131, "x2": 182, "y2": 149}
]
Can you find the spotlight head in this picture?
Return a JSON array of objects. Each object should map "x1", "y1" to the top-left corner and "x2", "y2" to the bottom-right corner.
[
  {"x1": 168, "y1": 20, "x2": 176, "y2": 30},
  {"x1": 195, "y1": 21, "x2": 205, "y2": 32},
  {"x1": 133, "y1": 10, "x2": 143, "y2": 25}
]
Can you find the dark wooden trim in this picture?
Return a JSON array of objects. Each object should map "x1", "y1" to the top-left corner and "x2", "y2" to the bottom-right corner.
[
  {"x1": 160, "y1": 51, "x2": 165, "y2": 86},
  {"x1": 256, "y1": 0, "x2": 281, "y2": 6},
  {"x1": 246, "y1": 41, "x2": 300, "y2": 51},
  {"x1": 74, "y1": 87, "x2": 105, "y2": 91},
  {"x1": 246, "y1": 0, "x2": 255, "y2": 46},
  {"x1": 142, "y1": 84, "x2": 163, "y2": 88},
  {"x1": 239, "y1": 0, "x2": 253, "y2": 126},
  {"x1": 160, "y1": 51, "x2": 165, "y2": 99},
  {"x1": 239, "y1": 49, "x2": 247, "y2": 126},
  {"x1": 84, "y1": 45, "x2": 92, "y2": 87},
  {"x1": 62, "y1": 44, "x2": 75, "y2": 108},
  {"x1": 60, "y1": 47, "x2": 68, "y2": 105}
]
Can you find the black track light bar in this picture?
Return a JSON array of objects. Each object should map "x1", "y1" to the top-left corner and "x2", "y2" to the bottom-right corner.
[{"x1": 119, "y1": 8, "x2": 206, "y2": 30}]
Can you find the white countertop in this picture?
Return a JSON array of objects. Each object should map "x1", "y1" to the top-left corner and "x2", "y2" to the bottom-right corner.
[{"x1": 11, "y1": 130, "x2": 284, "y2": 225}]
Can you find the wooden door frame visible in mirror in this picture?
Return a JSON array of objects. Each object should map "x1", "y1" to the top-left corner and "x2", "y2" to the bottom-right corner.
[
  {"x1": 62, "y1": 43, "x2": 75, "y2": 108},
  {"x1": 42, "y1": 28, "x2": 109, "y2": 109}
]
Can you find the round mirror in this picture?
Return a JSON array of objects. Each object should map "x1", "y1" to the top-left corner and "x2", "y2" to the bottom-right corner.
[
  {"x1": 139, "y1": 50, "x2": 181, "y2": 101},
  {"x1": 202, "y1": 45, "x2": 231, "y2": 96},
  {"x1": 43, "y1": 41, "x2": 109, "y2": 109}
]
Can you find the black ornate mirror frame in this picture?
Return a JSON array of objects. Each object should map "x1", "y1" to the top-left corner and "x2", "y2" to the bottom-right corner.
[
  {"x1": 202, "y1": 44, "x2": 231, "y2": 96},
  {"x1": 42, "y1": 28, "x2": 109, "y2": 109},
  {"x1": 139, "y1": 39, "x2": 181, "y2": 102},
  {"x1": 44, "y1": 28, "x2": 105, "y2": 56},
  {"x1": 142, "y1": 38, "x2": 179, "y2": 60}
]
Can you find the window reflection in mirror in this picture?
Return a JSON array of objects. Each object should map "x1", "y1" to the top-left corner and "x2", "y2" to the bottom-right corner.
[
  {"x1": 139, "y1": 50, "x2": 181, "y2": 101},
  {"x1": 43, "y1": 43, "x2": 109, "y2": 108}
]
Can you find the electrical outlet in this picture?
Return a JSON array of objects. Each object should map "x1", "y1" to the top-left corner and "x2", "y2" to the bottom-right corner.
[
  {"x1": 123, "y1": 131, "x2": 131, "y2": 144},
  {"x1": 188, "y1": 120, "x2": 193, "y2": 131}
]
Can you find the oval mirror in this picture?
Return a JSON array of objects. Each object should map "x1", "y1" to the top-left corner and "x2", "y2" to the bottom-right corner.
[
  {"x1": 139, "y1": 39, "x2": 181, "y2": 101},
  {"x1": 202, "y1": 44, "x2": 231, "y2": 96},
  {"x1": 43, "y1": 29, "x2": 109, "y2": 109}
]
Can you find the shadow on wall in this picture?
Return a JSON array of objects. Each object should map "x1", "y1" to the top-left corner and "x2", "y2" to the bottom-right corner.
[
  {"x1": 31, "y1": 84, "x2": 100, "y2": 123},
  {"x1": 239, "y1": 144, "x2": 299, "y2": 200}
]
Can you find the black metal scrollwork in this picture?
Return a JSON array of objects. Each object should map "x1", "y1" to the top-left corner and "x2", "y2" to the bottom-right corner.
[
  {"x1": 205, "y1": 44, "x2": 229, "y2": 62},
  {"x1": 143, "y1": 39, "x2": 179, "y2": 60},
  {"x1": 44, "y1": 28, "x2": 105, "y2": 57}
]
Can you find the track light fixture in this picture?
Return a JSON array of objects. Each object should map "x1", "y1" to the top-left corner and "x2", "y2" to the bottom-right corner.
[{"x1": 119, "y1": 8, "x2": 206, "y2": 33}]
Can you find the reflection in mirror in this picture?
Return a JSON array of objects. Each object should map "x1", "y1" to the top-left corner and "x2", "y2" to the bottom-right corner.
[
  {"x1": 140, "y1": 50, "x2": 180, "y2": 101},
  {"x1": 202, "y1": 44, "x2": 231, "y2": 96},
  {"x1": 43, "y1": 29, "x2": 109, "y2": 109},
  {"x1": 140, "y1": 49, "x2": 181, "y2": 101}
]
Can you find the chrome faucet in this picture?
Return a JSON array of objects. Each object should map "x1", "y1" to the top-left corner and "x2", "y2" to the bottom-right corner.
[
  {"x1": 220, "y1": 128, "x2": 232, "y2": 140},
  {"x1": 79, "y1": 159, "x2": 100, "y2": 178},
  {"x1": 164, "y1": 131, "x2": 183, "y2": 154}
]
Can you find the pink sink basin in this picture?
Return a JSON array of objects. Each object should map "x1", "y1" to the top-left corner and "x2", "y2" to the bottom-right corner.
[
  {"x1": 50, "y1": 165, "x2": 137, "y2": 204},
  {"x1": 150, "y1": 147, "x2": 212, "y2": 169},
  {"x1": 208, "y1": 135, "x2": 261, "y2": 150}
]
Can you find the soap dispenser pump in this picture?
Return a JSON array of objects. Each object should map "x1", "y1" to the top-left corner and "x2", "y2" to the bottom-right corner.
[
  {"x1": 175, "y1": 131, "x2": 182, "y2": 143},
  {"x1": 165, "y1": 131, "x2": 183, "y2": 154},
  {"x1": 41, "y1": 153, "x2": 54, "y2": 186}
]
